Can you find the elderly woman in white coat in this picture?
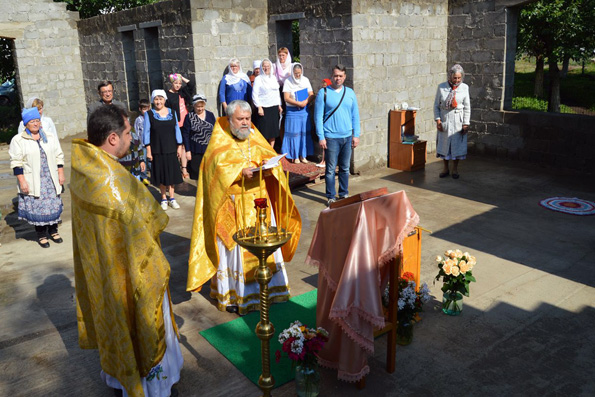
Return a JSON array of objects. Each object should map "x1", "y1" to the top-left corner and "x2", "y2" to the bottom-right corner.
[
  {"x1": 434, "y1": 64, "x2": 471, "y2": 179},
  {"x1": 9, "y1": 107, "x2": 65, "y2": 248}
]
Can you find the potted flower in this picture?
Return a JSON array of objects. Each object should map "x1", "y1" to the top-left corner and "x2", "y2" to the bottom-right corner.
[
  {"x1": 395, "y1": 272, "x2": 431, "y2": 345},
  {"x1": 276, "y1": 321, "x2": 329, "y2": 397},
  {"x1": 434, "y1": 250, "x2": 477, "y2": 315}
]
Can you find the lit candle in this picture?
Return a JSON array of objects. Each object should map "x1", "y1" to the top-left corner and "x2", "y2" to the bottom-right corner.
[
  {"x1": 277, "y1": 167, "x2": 281, "y2": 236},
  {"x1": 259, "y1": 163, "x2": 263, "y2": 199},
  {"x1": 285, "y1": 170, "x2": 289, "y2": 232},
  {"x1": 241, "y1": 174, "x2": 246, "y2": 236}
]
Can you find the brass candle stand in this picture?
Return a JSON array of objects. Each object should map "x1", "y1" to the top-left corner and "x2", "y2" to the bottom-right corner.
[{"x1": 233, "y1": 198, "x2": 291, "y2": 397}]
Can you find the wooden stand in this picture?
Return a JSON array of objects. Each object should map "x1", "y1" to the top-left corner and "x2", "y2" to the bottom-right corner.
[
  {"x1": 388, "y1": 110, "x2": 427, "y2": 171},
  {"x1": 357, "y1": 227, "x2": 423, "y2": 389}
]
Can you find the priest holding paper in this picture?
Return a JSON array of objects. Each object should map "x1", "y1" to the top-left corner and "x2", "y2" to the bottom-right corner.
[{"x1": 188, "y1": 100, "x2": 301, "y2": 315}]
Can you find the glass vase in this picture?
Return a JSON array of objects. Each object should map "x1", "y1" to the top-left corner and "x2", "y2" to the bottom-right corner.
[
  {"x1": 295, "y1": 362, "x2": 321, "y2": 397},
  {"x1": 396, "y1": 320, "x2": 413, "y2": 346},
  {"x1": 442, "y1": 291, "x2": 463, "y2": 315}
]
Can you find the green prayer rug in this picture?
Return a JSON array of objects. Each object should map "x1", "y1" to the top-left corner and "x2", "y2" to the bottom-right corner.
[{"x1": 199, "y1": 289, "x2": 317, "y2": 388}]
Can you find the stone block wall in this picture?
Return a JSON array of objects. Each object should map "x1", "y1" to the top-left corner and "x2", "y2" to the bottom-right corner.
[
  {"x1": 190, "y1": 0, "x2": 269, "y2": 112},
  {"x1": 0, "y1": 0, "x2": 87, "y2": 138},
  {"x1": 78, "y1": 0, "x2": 195, "y2": 114},
  {"x1": 448, "y1": 0, "x2": 594, "y2": 172},
  {"x1": 268, "y1": 1, "x2": 355, "y2": 92},
  {"x1": 352, "y1": 0, "x2": 449, "y2": 171}
]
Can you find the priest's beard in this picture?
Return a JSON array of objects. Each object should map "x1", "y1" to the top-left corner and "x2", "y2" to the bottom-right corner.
[{"x1": 230, "y1": 124, "x2": 251, "y2": 140}]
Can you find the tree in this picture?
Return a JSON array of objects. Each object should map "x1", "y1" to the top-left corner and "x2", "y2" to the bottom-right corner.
[
  {"x1": 54, "y1": 0, "x2": 156, "y2": 19},
  {"x1": 517, "y1": 0, "x2": 595, "y2": 112},
  {"x1": 0, "y1": 38, "x2": 15, "y2": 83}
]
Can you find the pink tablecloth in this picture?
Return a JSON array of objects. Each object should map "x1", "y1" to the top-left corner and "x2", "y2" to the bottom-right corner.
[{"x1": 306, "y1": 191, "x2": 419, "y2": 382}]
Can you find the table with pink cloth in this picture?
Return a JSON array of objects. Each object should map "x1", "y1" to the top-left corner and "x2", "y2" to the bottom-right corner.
[{"x1": 306, "y1": 191, "x2": 419, "y2": 382}]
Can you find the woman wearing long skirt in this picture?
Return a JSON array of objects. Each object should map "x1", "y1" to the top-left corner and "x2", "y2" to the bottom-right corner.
[
  {"x1": 252, "y1": 58, "x2": 282, "y2": 148},
  {"x1": 282, "y1": 63, "x2": 314, "y2": 163}
]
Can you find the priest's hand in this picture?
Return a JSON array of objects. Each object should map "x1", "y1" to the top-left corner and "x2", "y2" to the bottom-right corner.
[{"x1": 242, "y1": 167, "x2": 254, "y2": 178}]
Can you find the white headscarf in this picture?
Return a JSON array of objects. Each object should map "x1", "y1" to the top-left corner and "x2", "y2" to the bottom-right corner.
[
  {"x1": 283, "y1": 63, "x2": 310, "y2": 93},
  {"x1": 25, "y1": 97, "x2": 41, "y2": 109},
  {"x1": 224, "y1": 58, "x2": 250, "y2": 86},
  {"x1": 257, "y1": 58, "x2": 280, "y2": 91},
  {"x1": 151, "y1": 89, "x2": 167, "y2": 102},
  {"x1": 274, "y1": 50, "x2": 292, "y2": 85}
]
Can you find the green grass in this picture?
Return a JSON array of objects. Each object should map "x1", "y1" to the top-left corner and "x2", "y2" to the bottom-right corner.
[{"x1": 513, "y1": 58, "x2": 595, "y2": 113}]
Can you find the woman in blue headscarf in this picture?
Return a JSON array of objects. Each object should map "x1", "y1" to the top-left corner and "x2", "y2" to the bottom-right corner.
[
  {"x1": 9, "y1": 108, "x2": 65, "y2": 248},
  {"x1": 218, "y1": 58, "x2": 252, "y2": 113}
]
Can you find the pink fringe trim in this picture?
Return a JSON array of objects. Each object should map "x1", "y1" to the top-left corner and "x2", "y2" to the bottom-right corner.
[{"x1": 318, "y1": 356, "x2": 370, "y2": 382}]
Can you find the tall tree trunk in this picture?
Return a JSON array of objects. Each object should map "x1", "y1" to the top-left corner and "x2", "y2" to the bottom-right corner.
[
  {"x1": 534, "y1": 55, "x2": 545, "y2": 98},
  {"x1": 561, "y1": 54, "x2": 570, "y2": 78},
  {"x1": 548, "y1": 59, "x2": 561, "y2": 113}
]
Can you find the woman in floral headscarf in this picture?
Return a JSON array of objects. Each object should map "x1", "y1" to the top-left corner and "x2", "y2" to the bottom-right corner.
[
  {"x1": 282, "y1": 63, "x2": 314, "y2": 163},
  {"x1": 166, "y1": 73, "x2": 194, "y2": 178},
  {"x1": 252, "y1": 58, "x2": 282, "y2": 147},
  {"x1": 434, "y1": 64, "x2": 471, "y2": 179},
  {"x1": 218, "y1": 58, "x2": 252, "y2": 113}
]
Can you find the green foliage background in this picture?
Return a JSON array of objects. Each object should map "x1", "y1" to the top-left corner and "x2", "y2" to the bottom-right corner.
[{"x1": 54, "y1": 0, "x2": 156, "y2": 19}]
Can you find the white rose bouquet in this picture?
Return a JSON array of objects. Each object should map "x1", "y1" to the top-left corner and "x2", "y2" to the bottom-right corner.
[{"x1": 435, "y1": 250, "x2": 477, "y2": 313}]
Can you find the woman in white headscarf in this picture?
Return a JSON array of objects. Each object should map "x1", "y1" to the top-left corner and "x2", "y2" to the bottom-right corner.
[
  {"x1": 17, "y1": 97, "x2": 58, "y2": 138},
  {"x1": 252, "y1": 58, "x2": 282, "y2": 147},
  {"x1": 144, "y1": 89, "x2": 184, "y2": 210},
  {"x1": 274, "y1": 47, "x2": 292, "y2": 87},
  {"x1": 434, "y1": 64, "x2": 471, "y2": 179},
  {"x1": 218, "y1": 58, "x2": 252, "y2": 113},
  {"x1": 282, "y1": 63, "x2": 314, "y2": 163}
]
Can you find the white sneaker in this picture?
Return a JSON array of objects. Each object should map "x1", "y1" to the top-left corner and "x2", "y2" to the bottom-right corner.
[
  {"x1": 161, "y1": 200, "x2": 168, "y2": 211},
  {"x1": 169, "y1": 198, "x2": 180, "y2": 209}
]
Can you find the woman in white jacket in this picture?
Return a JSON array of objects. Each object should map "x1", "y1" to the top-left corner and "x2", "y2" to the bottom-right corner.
[
  {"x1": 9, "y1": 108, "x2": 65, "y2": 248},
  {"x1": 434, "y1": 64, "x2": 471, "y2": 179}
]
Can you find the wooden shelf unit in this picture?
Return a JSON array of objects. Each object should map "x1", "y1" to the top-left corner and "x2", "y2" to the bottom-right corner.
[{"x1": 388, "y1": 110, "x2": 427, "y2": 171}]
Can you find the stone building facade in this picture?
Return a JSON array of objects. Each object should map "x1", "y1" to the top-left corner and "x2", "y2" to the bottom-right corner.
[
  {"x1": 449, "y1": 0, "x2": 594, "y2": 172},
  {"x1": 0, "y1": 0, "x2": 87, "y2": 138},
  {"x1": 78, "y1": 0, "x2": 269, "y2": 114}
]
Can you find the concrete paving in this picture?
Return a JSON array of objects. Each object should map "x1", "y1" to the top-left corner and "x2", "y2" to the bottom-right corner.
[{"x1": 1, "y1": 134, "x2": 594, "y2": 397}]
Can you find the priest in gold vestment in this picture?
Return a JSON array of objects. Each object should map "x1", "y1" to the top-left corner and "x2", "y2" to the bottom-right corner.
[
  {"x1": 188, "y1": 100, "x2": 301, "y2": 315},
  {"x1": 71, "y1": 105, "x2": 183, "y2": 397}
]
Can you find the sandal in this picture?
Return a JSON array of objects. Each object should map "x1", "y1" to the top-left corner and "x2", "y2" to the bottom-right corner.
[
  {"x1": 50, "y1": 233, "x2": 63, "y2": 243},
  {"x1": 38, "y1": 237, "x2": 50, "y2": 248},
  {"x1": 181, "y1": 167, "x2": 190, "y2": 179}
]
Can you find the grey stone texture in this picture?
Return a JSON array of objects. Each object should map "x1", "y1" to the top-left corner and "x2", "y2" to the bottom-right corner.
[
  {"x1": 77, "y1": 0, "x2": 196, "y2": 113},
  {"x1": 0, "y1": 0, "x2": 87, "y2": 138},
  {"x1": 448, "y1": 0, "x2": 594, "y2": 173}
]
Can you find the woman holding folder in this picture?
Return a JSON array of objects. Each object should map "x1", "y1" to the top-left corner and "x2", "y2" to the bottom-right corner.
[{"x1": 281, "y1": 63, "x2": 314, "y2": 163}]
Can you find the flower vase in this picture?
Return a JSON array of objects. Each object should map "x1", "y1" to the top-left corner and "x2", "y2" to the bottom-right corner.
[
  {"x1": 396, "y1": 320, "x2": 413, "y2": 346},
  {"x1": 442, "y1": 291, "x2": 463, "y2": 315},
  {"x1": 295, "y1": 362, "x2": 321, "y2": 397}
]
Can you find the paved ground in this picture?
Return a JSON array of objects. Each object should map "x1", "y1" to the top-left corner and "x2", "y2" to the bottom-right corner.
[{"x1": 1, "y1": 134, "x2": 594, "y2": 397}]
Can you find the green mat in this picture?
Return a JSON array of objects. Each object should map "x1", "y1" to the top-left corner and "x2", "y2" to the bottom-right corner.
[{"x1": 200, "y1": 289, "x2": 317, "y2": 388}]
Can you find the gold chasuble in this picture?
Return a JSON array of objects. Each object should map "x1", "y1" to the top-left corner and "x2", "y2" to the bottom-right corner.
[
  {"x1": 70, "y1": 139, "x2": 175, "y2": 397},
  {"x1": 187, "y1": 117, "x2": 301, "y2": 292}
]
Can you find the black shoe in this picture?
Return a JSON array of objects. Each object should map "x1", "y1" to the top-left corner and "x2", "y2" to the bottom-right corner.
[
  {"x1": 452, "y1": 173, "x2": 460, "y2": 179},
  {"x1": 38, "y1": 237, "x2": 50, "y2": 248},
  {"x1": 225, "y1": 305, "x2": 238, "y2": 313},
  {"x1": 50, "y1": 233, "x2": 63, "y2": 243},
  {"x1": 439, "y1": 171, "x2": 450, "y2": 178}
]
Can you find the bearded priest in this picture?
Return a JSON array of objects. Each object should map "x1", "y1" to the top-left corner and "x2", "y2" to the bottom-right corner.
[
  {"x1": 188, "y1": 100, "x2": 301, "y2": 315},
  {"x1": 71, "y1": 105, "x2": 183, "y2": 397}
]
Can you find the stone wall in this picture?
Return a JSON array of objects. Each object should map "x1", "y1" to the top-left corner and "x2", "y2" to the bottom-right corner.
[
  {"x1": 448, "y1": 0, "x2": 595, "y2": 172},
  {"x1": 190, "y1": 0, "x2": 269, "y2": 111},
  {"x1": 0, "y1": 0, "x2": 87, "y2": 138},
  {"x1": 352, "y1": 0, "x2": 449, "y2": 171},
  {"x1": 77, "y1": 0, "x2": 195, "y2": 113}
]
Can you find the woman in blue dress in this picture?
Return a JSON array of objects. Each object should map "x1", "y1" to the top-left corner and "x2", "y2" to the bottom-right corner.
[
  {"x1": 218, "y1": 58, "x2": 252, "y2": 114},
  {"x1": 282, "y1": 63, "x2": 314, "y2": 163}
]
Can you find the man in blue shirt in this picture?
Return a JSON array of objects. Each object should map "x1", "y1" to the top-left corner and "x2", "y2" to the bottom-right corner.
[{"x1": 314, "y1": 64, "x2": 361, "y2": 206}]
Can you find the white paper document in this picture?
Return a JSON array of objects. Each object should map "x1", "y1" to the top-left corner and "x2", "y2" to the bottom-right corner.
[{"x1": 250, "y1": 153, "x2": 287, "y2": 172}]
